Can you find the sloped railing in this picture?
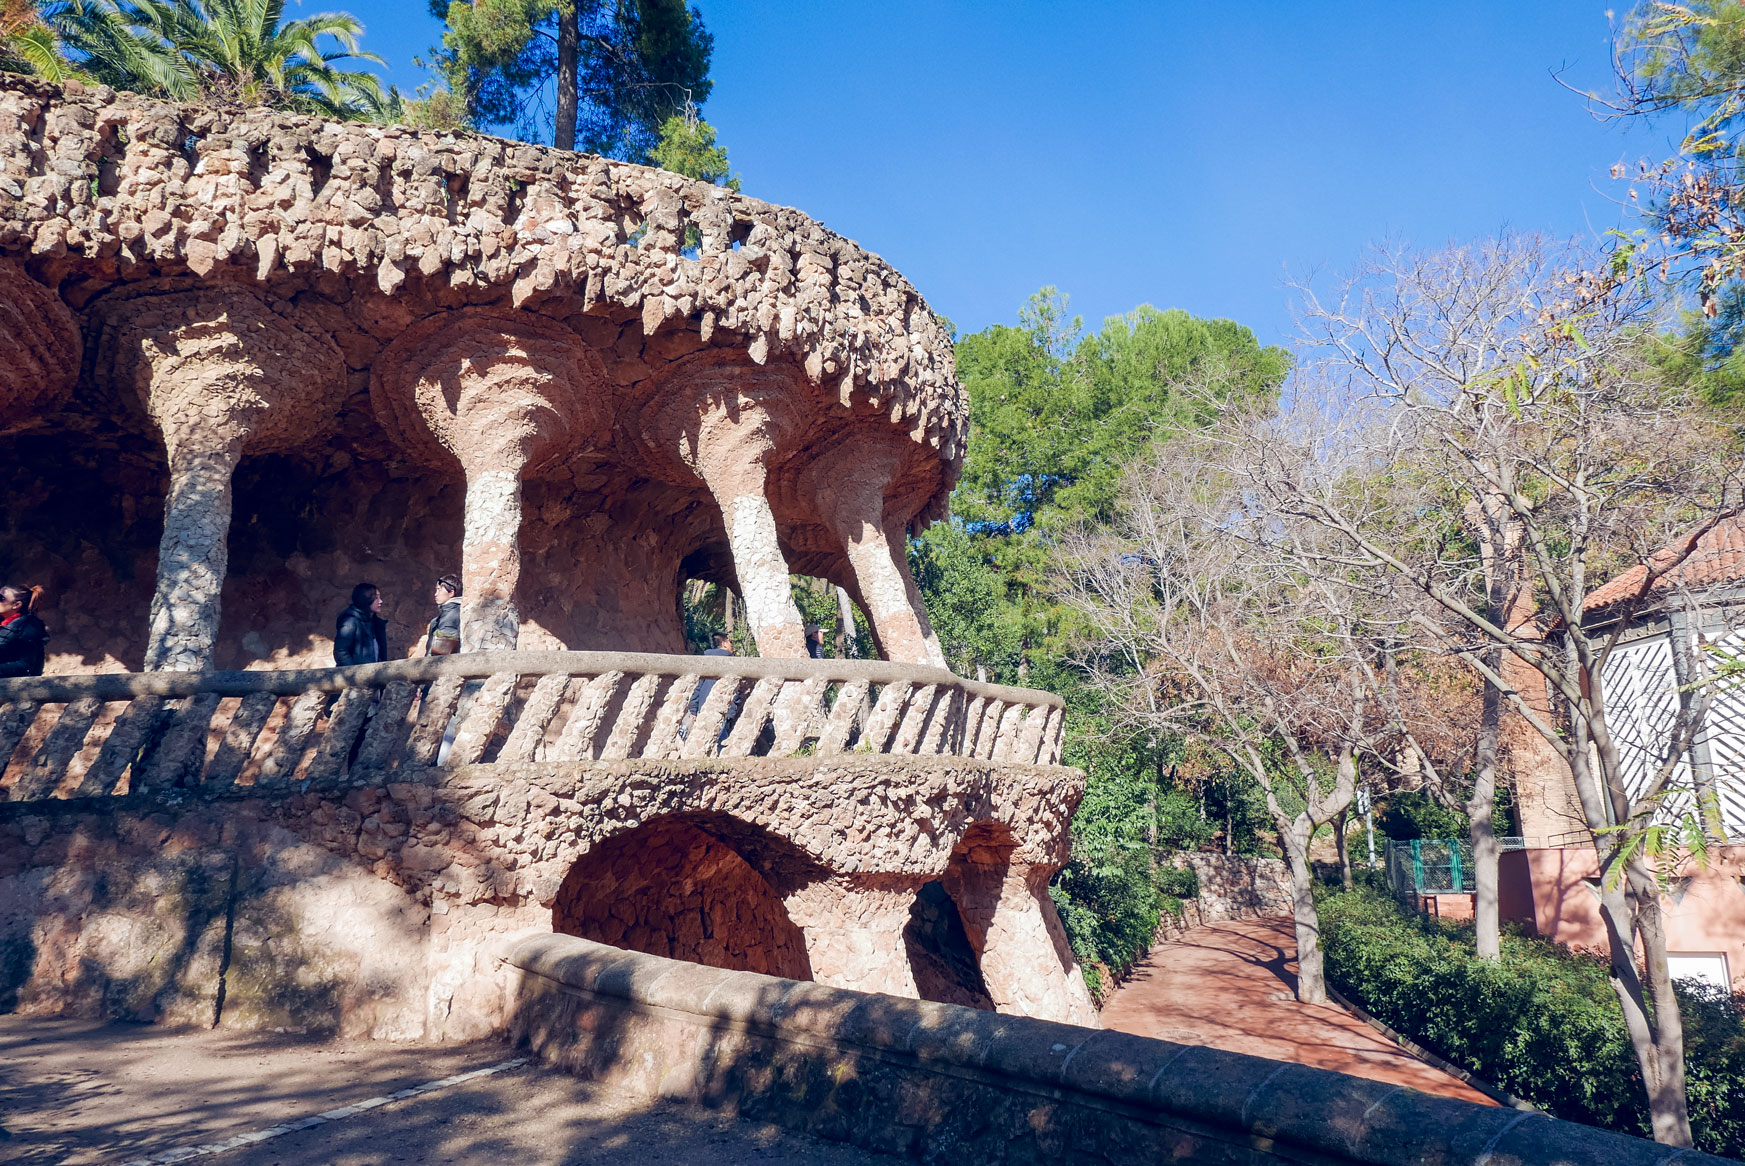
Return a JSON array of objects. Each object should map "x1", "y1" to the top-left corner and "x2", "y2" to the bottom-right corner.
[{"x1": 0, "y1": 651, "x2": 1066, "y2": 803}]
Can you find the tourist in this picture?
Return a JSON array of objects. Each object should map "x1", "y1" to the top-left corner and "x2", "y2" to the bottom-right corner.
[
  {"x1": 334, "y1": 583, "x2": 387, "y2": 666},
  {"x1": 680, "y1": 632, "x2": 739, "y2": 743},
  {"x1": 805, "y1": 623, "x2": 827, "y2": 659},
  {"x1": 424, "y1": 575, "x2": 462, "y2": 656},
  {"x1": 0, "y1": 584, "x2": 48, "y2": 677}
]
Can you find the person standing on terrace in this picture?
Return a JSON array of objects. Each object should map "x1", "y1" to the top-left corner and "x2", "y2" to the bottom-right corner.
[
  {"x1": 0, "y1": 585, "x2": 47, "y2": 677},
  {"x1": 334, "y1": 583, "x2": 387, "y2": 666}
]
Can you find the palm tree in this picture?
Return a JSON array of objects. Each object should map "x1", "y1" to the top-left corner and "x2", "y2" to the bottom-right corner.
[{"x1": 32, "y1": 0, "x2": 388, "y2": 119}]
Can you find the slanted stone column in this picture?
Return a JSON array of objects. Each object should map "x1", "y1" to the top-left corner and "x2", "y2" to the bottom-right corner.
[
  {"x1": 801, "y1": 434, "x2": 945, "y2": 667},
  {"x1": 941, "y1": 832, "x2": 1098, "y2": 1026},
  {"x1": 373, "y1": 310, "x2": 609, "y2": 650},
  {"x1": 0, "y1": 264, "x2": 79, "y2": 432},
  {"x1": 97, "y1": 289, "x2": 342, "y2": 671},
  {"x1": 684, "y1": 397, "x2": 808, "y2": 659},
  {"x1": 782, "y1": 875, "x2": 923, "y2": 997}
]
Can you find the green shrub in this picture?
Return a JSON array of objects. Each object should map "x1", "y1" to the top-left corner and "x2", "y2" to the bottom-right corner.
[
  {"x1": 1049, "y1": 844, "x2": 1196, "y2": 998},
  {"x1": 1318, "y1": 886, "x2": 1745, "y2": 1158}
]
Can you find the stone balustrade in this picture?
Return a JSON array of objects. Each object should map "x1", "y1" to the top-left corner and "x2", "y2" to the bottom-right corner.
[{"x1": 0, "y1": 651, "x2": 1065, "y2": 802}]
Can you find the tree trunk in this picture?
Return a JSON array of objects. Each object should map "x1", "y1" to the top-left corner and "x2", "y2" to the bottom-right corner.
[
  {"x1": 1468, "y1": 651, "x2": 1503, "y2": 959},
  {"x1": 1280, "y1": 819, "x2": 1327, "y2": 1003},
  {"x1": 554, "y1": 0, "x2": 579, "y2": 151},
  {"x1": 1562, "y1": 685, "x2": 1694, "y2": 1147},
  {"x1": 1333, "y1": 806, "x2": 1353, "y2": 892}
]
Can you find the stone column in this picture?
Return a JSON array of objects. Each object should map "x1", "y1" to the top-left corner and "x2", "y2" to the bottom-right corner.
[
  {"x1": 942, "y1": 853, "x2": 1098, "y2": 1027},
  {"x1": 147, "y1": 438, "x2": 244, "y2": 671},
  {"x1": 689, "y1": 400, "x2": 808, "y2": 658},
  {"x1": 801, "y1": 435, "x2": 944, "y2": 667},
  {"x1": 781, "y1": 875, "x2": 923, "y2": 998},
  {"x1": 97, "y1": 289, "x2": 343, "y2": 671},
  {"x1": 373, "y1": 311, "x2": 609, "y2": 651}
]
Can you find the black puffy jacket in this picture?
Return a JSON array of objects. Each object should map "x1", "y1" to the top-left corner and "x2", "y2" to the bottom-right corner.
[
  {"x1": 0, "y1": 612, "x2": 48, "y2": 677},
  {"x1": 334, "y1": 604, "x2": 387, "y2": 666}
]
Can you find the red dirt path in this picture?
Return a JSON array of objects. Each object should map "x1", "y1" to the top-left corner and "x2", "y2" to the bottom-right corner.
[{"x1": 1098, "y1": 916, "x2": 1493, "y2": 1105}]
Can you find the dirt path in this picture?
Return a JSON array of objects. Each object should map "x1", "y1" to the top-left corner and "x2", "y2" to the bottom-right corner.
[
  {"x1": 0, "y1": 1017, "x2": 893, "y2": 1165},
  {"x1": 1098, "y1": 916, "x2": 1492, "y2": 1105}
]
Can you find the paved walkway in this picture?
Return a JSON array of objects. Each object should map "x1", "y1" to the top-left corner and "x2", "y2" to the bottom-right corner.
[
  {"x1": 1099, "y1": 916, "x2": 1492, "y2": 1105},
  {"x1": 0, "y1": 1017, "x2": 895, "y2": 1165}
]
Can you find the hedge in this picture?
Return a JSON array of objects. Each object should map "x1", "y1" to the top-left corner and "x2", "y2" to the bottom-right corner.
[{"x1": 1318, "y1": 886, "x2": 1745, "y2": 1158}]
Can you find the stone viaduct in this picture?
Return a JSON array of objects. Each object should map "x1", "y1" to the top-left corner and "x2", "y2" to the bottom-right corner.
[
  {"x1": 0, "y1": 74, "x2": 1094, "y2": 1039},
  {"x1": 1, "y1": 76, "x2": 1716, "y2": 1165}
]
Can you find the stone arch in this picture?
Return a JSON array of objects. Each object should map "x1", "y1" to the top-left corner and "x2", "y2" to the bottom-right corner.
[
  {"x1": 0, "y1": 264, "x2": 78, "y2": 431},
  {"x1": 549, "y1": 813, "x2": 820, "y2": 980}
]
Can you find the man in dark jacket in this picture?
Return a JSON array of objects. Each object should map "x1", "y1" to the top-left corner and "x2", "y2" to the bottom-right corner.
[
  {"x1": 334, "y1": 583, "x2": 388, "y2": 666},
  {"x1": 0, "y1": 585, "x2": 48, "y2": 677}
]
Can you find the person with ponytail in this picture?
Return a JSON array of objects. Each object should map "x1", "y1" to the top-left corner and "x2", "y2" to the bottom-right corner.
[{"x1": 0, "y1": 585, "x2": 48, "y2": 677}]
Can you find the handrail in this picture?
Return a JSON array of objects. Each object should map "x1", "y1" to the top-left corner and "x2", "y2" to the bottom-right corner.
[
  {"x1": 0, "y1": 651, "x2": 1063, "y2": 709},
  {"x1": 0, "y1": 651, "x2": 1069, "y2": 804}
]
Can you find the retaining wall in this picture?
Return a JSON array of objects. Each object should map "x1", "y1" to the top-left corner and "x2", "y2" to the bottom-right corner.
[
  {"x1": 1154, "y1": 852, "x2": 1294, "y2": 944},
  {"x1": 506, "y1": 933, "x2": 1721, "y2": 1166}
]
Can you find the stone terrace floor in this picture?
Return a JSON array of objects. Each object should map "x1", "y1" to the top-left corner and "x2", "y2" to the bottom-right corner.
[
  {"x1": 0, "y1": 1017, "x2": 896, "y2": 1165},
  {"x1": 1098, "y1": 916, "x2": 1492, "y2": 1105}
]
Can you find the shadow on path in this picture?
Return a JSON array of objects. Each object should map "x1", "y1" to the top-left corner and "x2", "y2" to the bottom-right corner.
[{"x1": 1099, "y1": 916, "x2": 1491, "y2": 1105}]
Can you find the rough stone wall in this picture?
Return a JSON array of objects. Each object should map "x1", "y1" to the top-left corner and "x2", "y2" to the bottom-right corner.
[
  {"x1": 1146, "y1": 852, "x2": 1295, "y2": 948},
  {"x1": 1, "y1": 753, "x2": 1089, "y2": 1037},
  {"x1": 1177, "y1": 852, "x2": 1293, "y2": 922}
]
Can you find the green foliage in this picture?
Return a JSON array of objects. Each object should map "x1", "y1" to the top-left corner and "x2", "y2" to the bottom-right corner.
[
  {"x1": 916, "y1": 288, "x2": 1287, "y2": 988},
  {"x1": 1049, "y1": 842, "x2": 1191, "y2": 999},
  {"x1": 35, "y1": 0, "x2": 389, "y2": 118},
  {"x1": 1319, "y1": 885, "x2": 1745, "y2": 1156},
  {"x1": 431, "y1": 0, "x2": 712, "y2": 156},
  {"x1": 1373, "y1": 788, "x2": 1513, "y2": 841},
  {"x1": 648, "y1": 112, "x2": 737, "y2": 188},
  {"x1": 953, "y1": 289, "x2": 1290, "y2": 537}
]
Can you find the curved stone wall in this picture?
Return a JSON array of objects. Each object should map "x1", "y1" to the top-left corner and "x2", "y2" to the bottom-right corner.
[
  {"x1": 0, "y1": 752, "x2": 1093, "y2": 1038},
  {"x1": 0, "y1": 76, "x2": 963, "y2": 668}
]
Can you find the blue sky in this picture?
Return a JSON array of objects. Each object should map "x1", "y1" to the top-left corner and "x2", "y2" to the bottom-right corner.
[{"x1": 335, "y1": 1, "x2": 1676, "y2": 345}]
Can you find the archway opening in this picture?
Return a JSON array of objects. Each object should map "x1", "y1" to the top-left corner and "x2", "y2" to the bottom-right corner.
[
  {"x1": 903, "y1": 880, "x2": 994, "y2": 1009},
  {"x1": 551, "y1": 815, "x2": 814, "y2": 980}
]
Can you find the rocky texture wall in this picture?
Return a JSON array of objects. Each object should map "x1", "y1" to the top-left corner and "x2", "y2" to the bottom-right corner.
[
  {"x1": 506, "y1": 933, "x2": 1717, "y2": 1166},
  {"x1": 1, "y1": 753, "x2": 1093, "y2": 1037},
  {"x1": 0, "y1": 75, "x2": 965, "y2": 668},
  {"x1": 1149, "y1": 853, "x2": 1294, "y2": 947}
]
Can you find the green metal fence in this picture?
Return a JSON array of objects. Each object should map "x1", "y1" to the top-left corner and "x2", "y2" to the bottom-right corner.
[{"x1": 1385, "y1": 837, "x2": 1525, "y2": 896}]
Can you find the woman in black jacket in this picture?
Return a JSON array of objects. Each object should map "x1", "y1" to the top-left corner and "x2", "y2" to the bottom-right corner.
[
  {"x1": 334, "y1": 583, "x2": 388, "y2": 666},
  {"x1": 0, "y1": 584, "x2": 48, "y2": 677}
]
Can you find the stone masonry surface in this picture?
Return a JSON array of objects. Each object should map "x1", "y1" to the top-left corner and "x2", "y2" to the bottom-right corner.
[
  {"x1": 505, "y1": 932, "x2": 1728, "y2": 1166},
  {"x1": 0, "y1": 753, "x2": 1090, "y2": 1039}
]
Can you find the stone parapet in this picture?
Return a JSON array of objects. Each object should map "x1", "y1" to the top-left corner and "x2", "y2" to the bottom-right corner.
[
  {"x1": 506, "y1": 932, "x2": 1720, "y2": 1166},
  {"x1": 0, "y1": 652, "x2": 1067, "y2": 807}
]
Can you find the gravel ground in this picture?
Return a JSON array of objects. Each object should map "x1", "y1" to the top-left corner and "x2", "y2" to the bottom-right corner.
[{"x1": 0, "y1": 1017, "x2": 895, "y2": 1165}]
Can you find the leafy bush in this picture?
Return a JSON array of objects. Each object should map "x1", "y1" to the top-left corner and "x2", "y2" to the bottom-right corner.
[
  {"x1": 1318, "y1": 886, "x2": 1745, "y2": 1157},
  {"x1": 1049, "y1": 843, "x2": 1188, "y2": 1000}
]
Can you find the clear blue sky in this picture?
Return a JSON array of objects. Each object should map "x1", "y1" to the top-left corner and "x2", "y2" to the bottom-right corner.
[{"x1": 337, "y1": 0, "x2": 1676, "y2": 345}]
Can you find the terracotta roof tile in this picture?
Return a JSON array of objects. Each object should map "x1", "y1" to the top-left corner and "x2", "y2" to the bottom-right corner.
[{"x1": 1583, "y1": 515, "x2": 1745, "y2": 614}]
